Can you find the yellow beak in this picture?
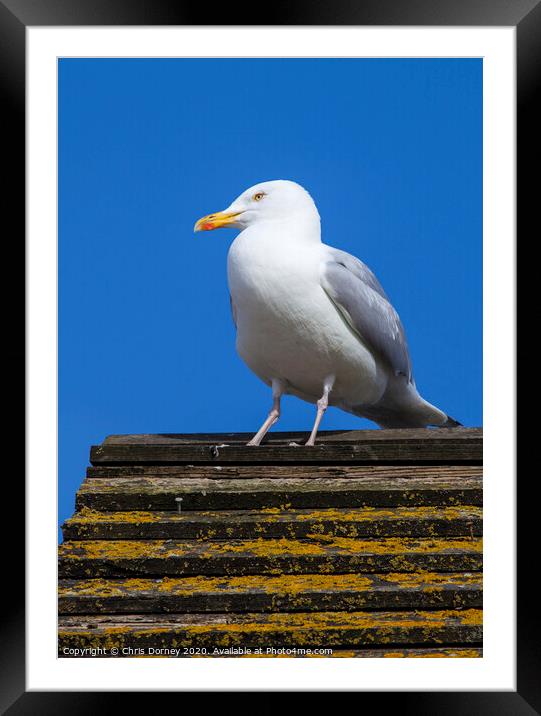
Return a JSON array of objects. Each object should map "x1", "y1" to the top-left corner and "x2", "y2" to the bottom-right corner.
[{"x1": 193, "y1": 210, "x2": 242, "y2": 232}]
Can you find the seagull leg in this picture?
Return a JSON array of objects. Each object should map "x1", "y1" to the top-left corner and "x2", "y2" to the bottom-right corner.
[
  {"x1": 305, "y1": 376, "x2": 335, "y2": 447},
  {"x1": 247, "y1": 379, "x2": 285, "y2": 446}
]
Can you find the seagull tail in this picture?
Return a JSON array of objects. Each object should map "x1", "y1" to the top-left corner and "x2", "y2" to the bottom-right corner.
[{"x1": 348, "y1": 393, "x2": 462, "y2": 429}]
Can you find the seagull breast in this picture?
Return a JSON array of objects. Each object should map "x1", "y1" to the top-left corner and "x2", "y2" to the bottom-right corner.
[{"x1": 227, "y1": 221, "x2": 388, "y2": 406}]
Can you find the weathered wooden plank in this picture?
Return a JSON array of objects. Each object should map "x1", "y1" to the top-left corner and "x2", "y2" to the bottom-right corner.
[
  {"x1": 60, "y1": 646, "x2": 484, "y2": 658},
  {"x1": 90, "y1": 435, "x2": 482, "y2": 466},
  {"x1": 103, "y1": 428, "x2": 482, "y2": 445},
  {"x1": 86, "y1": 464, "x2": 483, "y2": 480},
  {"x1": 58, "y1": 572, "x2": 482, "y2": 614},
  {"x1": 58, "y1": 536, "x2": 482, "y2": 578},
  {"x1": 199, "y1": 647, "x2": 484, "y2": 658},
  {"x1": 58, "y1": 609, "x2": 483, "y2": 653},
  {"x1": 76, "y1": 476, "x2": 482, "y2": 511},
  {"x1": 62, "y1": 506, "x2": 483, "y2": 541}
]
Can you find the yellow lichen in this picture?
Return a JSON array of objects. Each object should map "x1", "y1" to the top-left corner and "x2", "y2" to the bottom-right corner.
[
  {"x1": 59, "y1": 571, "x2": 482, "y2": 599},
  {"x1": 59, "y1": 608, "x2": 483, "y2": 653},
  {"x1": 59, "y1": 536, "x2": 483, "y2": 563}
]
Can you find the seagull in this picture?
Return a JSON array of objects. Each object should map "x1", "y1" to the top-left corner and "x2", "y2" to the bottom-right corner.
[{"x1": 194, "y1": 180, "x2": 460, "y2": 446}]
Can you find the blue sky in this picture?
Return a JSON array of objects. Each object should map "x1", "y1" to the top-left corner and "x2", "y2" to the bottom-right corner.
[{"x1": 59, "y1": 58, "x2": 482, "y2": 535}]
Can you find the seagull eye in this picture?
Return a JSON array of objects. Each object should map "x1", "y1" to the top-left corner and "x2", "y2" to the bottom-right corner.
[{"x1": 252, "y1": 192, "x2": 265, "y2": 202}]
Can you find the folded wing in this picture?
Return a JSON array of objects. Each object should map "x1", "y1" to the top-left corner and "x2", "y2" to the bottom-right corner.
[{"x1": 320, "y1": 246, "x2": 413, "y2": 382}]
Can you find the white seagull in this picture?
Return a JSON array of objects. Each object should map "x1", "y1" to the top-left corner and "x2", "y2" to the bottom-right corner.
[{"x1": 194, "y1": 180, "x2": 460, "y2": 446}]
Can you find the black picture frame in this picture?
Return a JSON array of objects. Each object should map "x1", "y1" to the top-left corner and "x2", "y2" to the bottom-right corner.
[{"x1": 6, "y1": 0, "x2": 532, "y2": 710}]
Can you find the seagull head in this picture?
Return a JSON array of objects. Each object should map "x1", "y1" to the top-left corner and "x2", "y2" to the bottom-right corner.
[{"x1": 194, "y1": 180, "x2": 320, "y2": 233}]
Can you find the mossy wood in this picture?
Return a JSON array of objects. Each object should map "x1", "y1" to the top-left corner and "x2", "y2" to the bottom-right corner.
[
  {"x1": 58, "y1": 537, "x2": 482, "y2": 578},
  {"x1": 76, "y1": 475, "x2": 482, "y2": 511},
  {"x1": 56, "y1": 645, "x2": 484, "y2": 658},
  {"x1": 59, "y1": 609, "x2": 482, "y2": 650},
  {"x1": 186, "y1": 646, "x2": 484, "y2": 658},
  {"x1": 59, "y1": 573, "x2": 482, "y2": 614},
  {"x1": 86, "y1": 464, "x2": 480, "y2": 479},
  {"x1": 102, "y1": 429, "x2": 483, "y2": 445},
  {"x1": 60, "y1": 428, "x2": 483, "y2": 657},
  {"x1": 62, "y1": 505, "x2": 482, "y2": 540},
  {"x1": 91, "y1": 428, "x2": 482, "y2": 465}
]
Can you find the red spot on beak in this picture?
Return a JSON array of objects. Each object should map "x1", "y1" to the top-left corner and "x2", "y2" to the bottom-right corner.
[{"x1": 203, "y1": 222, "x2": 214, "y2": 231}]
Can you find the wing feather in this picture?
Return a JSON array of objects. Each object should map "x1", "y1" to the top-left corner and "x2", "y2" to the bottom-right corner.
[{"x1": 321, "y1": 246, "x2": 412, "y2": 381}]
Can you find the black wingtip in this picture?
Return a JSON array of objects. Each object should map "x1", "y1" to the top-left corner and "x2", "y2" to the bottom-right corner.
[{"x1": 443, "y1": 416, "x2": 463, "y2": 428}]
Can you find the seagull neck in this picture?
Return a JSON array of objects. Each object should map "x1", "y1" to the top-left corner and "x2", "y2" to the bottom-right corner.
[{"x1": 252, "y1": 215, "x2": 321, "y2": 244}]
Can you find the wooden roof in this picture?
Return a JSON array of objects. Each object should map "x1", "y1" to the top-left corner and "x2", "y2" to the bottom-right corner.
[{"x1": 59, "y1": 428, "x2": 482, "y2": 658}]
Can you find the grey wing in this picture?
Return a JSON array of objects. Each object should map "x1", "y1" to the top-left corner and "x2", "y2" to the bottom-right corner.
[{"x1": 321, "y1": 246, "x2": 413, "y2": 382}]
